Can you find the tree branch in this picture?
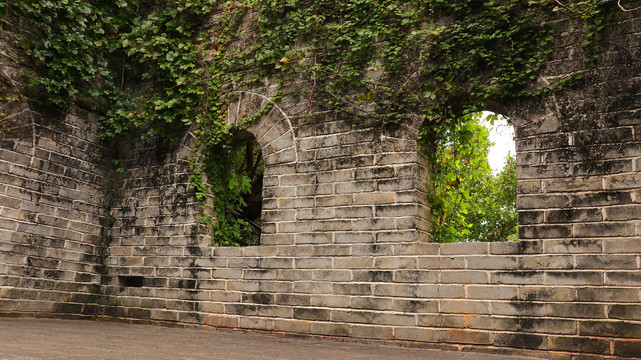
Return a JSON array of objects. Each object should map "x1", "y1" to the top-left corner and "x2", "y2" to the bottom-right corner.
[{"x1": 617, "y1": 0, "x2": 641, "y2": 11}]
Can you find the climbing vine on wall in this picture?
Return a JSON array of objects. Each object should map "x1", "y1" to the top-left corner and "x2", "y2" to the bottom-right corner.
[
  {"x1": 0, "y1": 0, "x2": 131, "y2": 107},
  {"x1": 2, "y1": 0, "x2": 614, "y2": 244}
]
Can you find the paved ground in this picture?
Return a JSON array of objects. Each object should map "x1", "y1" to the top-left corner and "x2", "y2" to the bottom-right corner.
[{"x1": 0, "y1": 318, "x2": 545, "y2": 360}]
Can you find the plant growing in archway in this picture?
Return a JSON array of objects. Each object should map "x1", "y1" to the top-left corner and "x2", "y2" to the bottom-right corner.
[{"x1": 195, "y1": 129, "x2": 264, "y2": 247}]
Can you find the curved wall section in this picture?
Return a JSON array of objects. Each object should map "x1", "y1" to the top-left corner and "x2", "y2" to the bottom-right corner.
[{"x1": 0, "y1": 106, "x2": 107, "y2": 315}]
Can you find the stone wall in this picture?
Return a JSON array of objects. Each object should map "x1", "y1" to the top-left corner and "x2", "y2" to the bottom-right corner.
[
  {"x1": 101, "y1": 240, "x2": 641, "y2": 359},
  {"x1": 1, "y1": 6, "x2": 641, "y2": 360},
  {"x1": 97, "y1": 9, "x2": 641, "y2": 358},
  {"x1": 99, "y1": 126, "x2": 212, "y2": 318},
  {"x1": 507, "y1": 13, "x2": 641, "y2": 242},
  {"x1": 0, "y1": 103, "x2": 106, "y2": 315},
  {"x1": 227, "y1": 88, "x2": 432, "y2": 246}
]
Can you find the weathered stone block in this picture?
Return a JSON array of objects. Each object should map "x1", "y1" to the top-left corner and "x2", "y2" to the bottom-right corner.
[
  {"x1": 491, "y1": 271, "x2": 544, "y2": 285},
  {"x1": 313, "y1": 220, "x2": 352, "y2": 232},
  {"x1": 493, "y1": 332, "x2": 547, "y2": 350},
  {"x1": 440, "y1": 242, "x2": 488, "y2": 255},
  {"x1": 519, "y1": 255, "x2": 573, "y2": 270},
  {"x1": 204, "y1": 314, "x2": 239, "y2": 328},
  {"x1": 310, "y1": 294, "x2": 350, "y2": 308},
  {"x1": 310, "y1": 322, "x2": 350, "y2": 337},
  {"x1": 440, "y1": 300, "x2": 490, "y2": 315},
  {"x1": 606, "y1": 271, "x2": 641, "y2": 286},
  {"x1": 547, "y1": 303, "x2": 606, "y2": 319},
  {"x1": 441, "y1": 270, "x2": 489, "y2": 284},
  {"x1": 519, "y1": 210, "x2": 545, "y2": 225},
  {"x1": 295, "y1": 233, "x2": 332, "y2": 244},
  {"x1": 519, "y1": 195, "x2": 571, "y2": 209},
  {"x1": 416, "y1": 284, "x2": 465, "y2": 298},
  {"x1": 546, "y1": 271, "x2": 604, "y2": 286},
  {"x1": 573, "y1": 222, "x2": 636, "y2": 238},
  {"x1": 578, "y1": 287, "x2": 640, "y2": 302},
  {"x1": 294, "y1": 257, "x2": 332, "y2": 269},
  {"x1": 311, "y1": 270, "x2": 351, "y2": 282},
  {"x1": 334, "y1": 232, "x2": 374, "y2": 244},
  {"x1": 467, "y1": 256, "x2": 518, "y2": 270},
  {"x1": 581, "y1": 320, "x2": 641, "y2": 339},
  {"x1": 393, "y1": 269, "x2": 436, "y2": 283},
  {"x1": 350, "y1": 324, "x2": 394, "y2": 340},
  {"x1": 614, "y1": 339, "x2": 641, "y2": 357},
  {"x1": 603, "y1": 238, "x2": 641, "y2": 253},
  {"x1": 467, "y1": 285, "x2": 518, "y2": 300},
  {"x1": 335, "y1": 181, "x2": 375, "y2": 194},
  {"x1": 394, "y1": 243, "x2": 439, "y2": 255},
  {"x1": 442, "y1": 329, "x2": 492, "y2": 345},
  {"x1": 374, "y1": 256, "x2": 417, "y2": 269},
  {"x1": 332, "y1": 309, "x2": 374, "y2": 323},
  {"x1": 605, "y1": 205, "x2": 641, "y2": 220},
  {"x1": 260, "y1": 234, "x2": 295, "y2": 245},
  {"x1": 353, "y1": 192, "x2": 395, "y2": 205},
  {"x1": 520, "y1": 225, "x2": 572, "y2": 239},
  {"x1": 312, "y1": 245, "x2": 351, "y2": 256},
  {"x1": 392, "y1": 299, "x2": 438, "y2": 313},
  {"x1": 375, "y1": 231, "x2": 416, "y2": 243},
  {"x1": 572, "y1": 190, "x2": 634, "y2": 207},
  {"x1": 239, "y1": 317, "x2": 275, "y2": 331},
  {"x1": 227, "y1": 257, "x2": 260, "y2": 268},
  {"x1": 373, "y1": 284, "x2": 418, "y2": 297},
  {"x1": 315, "y1": 194, "x2": 353, "y2": 207},
  {"x1": 517, "y1": 179, "x2": 542, "y2": 194},
  {"x1": 293, "y1": 307, "x2": 330, "y2": 321},
  {"x1": 575, "y1": 254, "x2": 637, "y2": 269},
  {"x1": 372, "y1": 312, "x2": 415, "y2": 326},
  {"x1": 276, "y1": 269, "x2": 313, "y2": 281},
  {"x1": 374, "y1": 204, "x2": 417, "y2": 218},
  {"x1": 295, "y1": 208, "x2": 335, "y2": 220},
  {"x1": 293, "y1": 280, "x2": 332, "y2": 294},
  {"x1": 333, "y1": 257, "x2": 374, "y2": 269},
  {"x1": 542, "y1": 239, "x2": 603, "y2": 253}
]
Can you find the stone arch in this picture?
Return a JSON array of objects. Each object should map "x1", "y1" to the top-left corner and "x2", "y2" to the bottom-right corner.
[
  {"x1": 224, "y1": 90, "x2": 300, "y2": 244},
  {"x1": 227, "y1": 90, "x2": 298, "y2": 166}
]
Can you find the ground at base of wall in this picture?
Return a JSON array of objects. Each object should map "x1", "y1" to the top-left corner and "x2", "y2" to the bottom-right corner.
[{"x1": 0, "y1": 316, "x2": 548, "y2": 360}]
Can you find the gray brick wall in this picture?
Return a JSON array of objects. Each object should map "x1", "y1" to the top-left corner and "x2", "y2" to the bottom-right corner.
[
  {"x1": 95, "y1": 241, "x2": 641, "y2": 359},
  {"x1": 506, "y1": 12, "x2": 641, "y2": 242},
  {"x1": 0, "y1": 104, "x2": 106, "y2": 315},
  {"x1": 1, "y1": 8, "x2": 641, "y2": 360}
]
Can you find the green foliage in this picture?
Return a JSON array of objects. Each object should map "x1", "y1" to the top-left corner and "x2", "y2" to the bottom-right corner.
[
  {"x1": 471, "y1": 154, "x2": 518, "y2": 242},
  {"x1": 192, "y1": 129, "x2": 264, "y2": 247},
  {"x1": 551, "y1": 0, "x2": 610, "y2": 63},
  {"x1": 5, "y1": 0, "x2": 612, "y2": 244},
  {"x1": 101, "y1": 0, "x2": 231, "y2": 140},
  {"x1": 4, "y1": 0, "x2": 132, "y2": 106},
  {"x1": 428, "y1": 113, "x2": 517, "y2": 243}
]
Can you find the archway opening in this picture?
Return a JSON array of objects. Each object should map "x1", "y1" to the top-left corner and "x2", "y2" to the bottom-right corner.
[
  {"x1": 209, "y1": 130, "x2": 264, "y2": 247},
  {"x1": 231, "y1": 130, "x2": 264, "y2": 246},
  {"x1": 423, "y1": 111, "x2": 517, "y2": 243}
]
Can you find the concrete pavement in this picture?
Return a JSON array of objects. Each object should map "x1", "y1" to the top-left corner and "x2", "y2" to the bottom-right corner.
[{"x1": 0, "y1": 317, "x2": 545, "y2": 360}]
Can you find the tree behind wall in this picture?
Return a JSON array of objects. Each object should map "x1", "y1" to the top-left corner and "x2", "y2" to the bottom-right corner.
[{"x1": 427, "y1": 113, "x2": 518, "y2": 243}]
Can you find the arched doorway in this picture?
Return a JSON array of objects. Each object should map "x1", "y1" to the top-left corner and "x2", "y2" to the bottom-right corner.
[{"x1": 229, "y1": 130, "x2": 264, "y2": 246}]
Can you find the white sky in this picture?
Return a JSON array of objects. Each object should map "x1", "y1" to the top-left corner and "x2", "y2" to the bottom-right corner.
[{"x1": 481, "y1": 112, "x2": 515, "y2": 174}]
